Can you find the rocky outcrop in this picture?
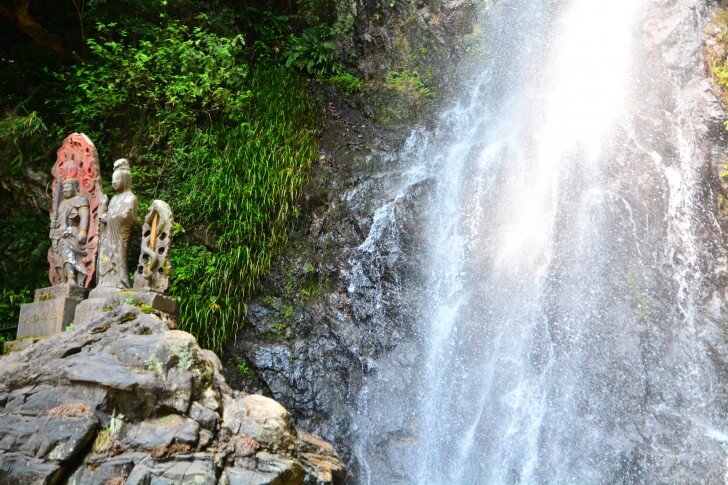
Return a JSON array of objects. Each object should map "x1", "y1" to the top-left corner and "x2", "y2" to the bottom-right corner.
[{"x1": 0, "y1": 306, "x2": 345, "y2": 484}]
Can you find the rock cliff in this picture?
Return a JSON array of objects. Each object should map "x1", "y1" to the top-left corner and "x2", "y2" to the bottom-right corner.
[
  {"x1": 0, "y1": 306, "x2": 345, "y2": 484},
  {"x1": 223, "y1": 0, "x2": 478, "y2": 475}
]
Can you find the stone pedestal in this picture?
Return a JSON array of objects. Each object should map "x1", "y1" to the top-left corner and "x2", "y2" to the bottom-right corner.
[
  {"x1": 75, "y1": 287, "x2": 178, "y2": 326},
  {"x1": 17, "y1": 285, "x2": 89, "y2": 338},
  {"x1": 73, "y1": 287, "x2": 119, "y2": 326}
]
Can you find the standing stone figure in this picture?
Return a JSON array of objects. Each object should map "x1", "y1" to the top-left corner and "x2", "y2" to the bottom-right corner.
[
  {"x1": 48, "y1": 133, "x2": 103, "y2": 287},
  {"x1": 134, "y1": 200, "x2": 174, "y2": 293},
  {"x1": 49, "y1": 178, "x2": 90, "y2": 286},
  {"x1": 97, "y1": 159, "x2": 138, "y2": 288}
]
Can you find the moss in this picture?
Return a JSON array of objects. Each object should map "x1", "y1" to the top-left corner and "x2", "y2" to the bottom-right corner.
[
  {"x1": 2, "y1": 335, "x2": 44, "y2": 355},
  {"x1": 120, "y1": 312, "x2": 138, "y2": 323},
  {"x1": 158, "y1": 414, "x2": 178, "y2": 426},
  {"x1": 93, "y1": 428, "x2": 112, "y2": 454},
  {"x1": 139, "y1": 304, "x2": 154, "y2": 314},
  {"x1": 328, "y1": 72, "x2": 367, "y2": 95}
]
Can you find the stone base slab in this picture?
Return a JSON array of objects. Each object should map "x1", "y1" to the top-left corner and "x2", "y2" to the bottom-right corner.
[
  {"x1": 74, "y1": 298, "x2": 110, "y2": 326},
  {"x1": 75, "y1": 288, "x2": 178, "y2": 326},
  {"x1": 17, "y1": 284, "x2": 89, "y2": 338}
]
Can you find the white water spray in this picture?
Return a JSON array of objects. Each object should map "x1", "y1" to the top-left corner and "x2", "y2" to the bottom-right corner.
[{"x1": 353, "y1": 0, "x2": 728, "y2": 482}]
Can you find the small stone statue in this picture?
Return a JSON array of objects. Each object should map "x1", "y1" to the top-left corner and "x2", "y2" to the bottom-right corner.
[
  {"x1": 48, "y1": 133, "x2": 103, "y2": 287},
  {"x1": 134, "y1": 200, "x2": 174, "y2": 293},
  {"x1": 97, "y1": 159, "x2": 138, "y2": 289},
  {"x1": 49, "y1": 178, "x2": 90, "y2": 286}
]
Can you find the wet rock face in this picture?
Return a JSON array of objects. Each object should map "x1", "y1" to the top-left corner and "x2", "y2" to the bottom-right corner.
[
  {"x1": 224, "y1": 84, "x2": 440, "y2": 474},
  {"x1": 0, "y1": 307, "x2": 345, "y2": 484},
  {"x1": 222, "y1": 1, "x2": 478, "y2": 478},
  {"x1": 340, "y1": 0, "x2": 477, "y2": 82},
  {"x1": 336, "y1": 0, "x2": 479, "y2": 124}
]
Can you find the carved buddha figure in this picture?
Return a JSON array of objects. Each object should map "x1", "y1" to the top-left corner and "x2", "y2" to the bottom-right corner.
[
  {"x1": 49, "y1": 178, "x2": 90, "y2": 286},
  {"x1": 97, "y1": 159, "x2": 138, "y2": 288}
]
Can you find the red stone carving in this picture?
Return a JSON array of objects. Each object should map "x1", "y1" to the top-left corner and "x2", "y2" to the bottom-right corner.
[{"x1": 47, "y1": 133, "x2": 103, "y2": 287}]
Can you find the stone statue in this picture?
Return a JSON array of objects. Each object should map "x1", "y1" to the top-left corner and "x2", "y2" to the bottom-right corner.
[
  {"x1": 134, "y1": 200, "x2": 174, "y2": 293},
  {"x1": 97, "y1": 159, "x2": 138, "y2": 289},
  {"x1": 48, "y1": 133, "x2": 103, "y2": 287},
  {"x1": 49, "y1": 178, "x2": 90, "y2": 286}
]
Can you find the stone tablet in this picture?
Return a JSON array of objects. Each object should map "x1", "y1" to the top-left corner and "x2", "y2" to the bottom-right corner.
[
  {"x1": 47, "y1": 133, "x2": 102, "y2": 288},
  {"x1": 134, "y1": 200, "x2": 174, "y2": 293},
  {"x1": 17, "y1": 284, "x2": 88, "y2": 338}
]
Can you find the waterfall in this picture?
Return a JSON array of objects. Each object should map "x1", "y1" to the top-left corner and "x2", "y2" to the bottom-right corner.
[{"x1": 352, "y1": 0, "x2": 728, "y2": 483}]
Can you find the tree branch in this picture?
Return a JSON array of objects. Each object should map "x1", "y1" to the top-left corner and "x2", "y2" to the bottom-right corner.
[{"x1": 0, "y1": 0, "x2": 67, "y2": 57}]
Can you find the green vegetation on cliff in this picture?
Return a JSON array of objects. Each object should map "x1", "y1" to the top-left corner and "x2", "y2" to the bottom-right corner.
[
  {"x1": 707, "y1": 9, "x2": 728, "y2": 204},
  {"x1": 0, "y1": 0, "x2": 346, "y2": 351}
]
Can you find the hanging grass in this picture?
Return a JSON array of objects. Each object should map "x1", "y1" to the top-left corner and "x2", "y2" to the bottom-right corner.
[{"x1": 164, "y1": 66, "x2": 319, "y2": 351}]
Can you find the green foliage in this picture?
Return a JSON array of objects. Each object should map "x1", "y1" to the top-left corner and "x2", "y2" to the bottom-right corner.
[
  {"x1": 386, "y1": 69, "x2": 435, "y2": 100},
  {"x1": 713, "y1": 64, "x2": 728, "y2": 95},
  {"x1": 51, "y1": 20, "x2": 318, "y2": 353},
  {"x1": 0, "y1": 3, "x2": 324, "y2": 354},
  {"x1": 285, "y1": 25, "x2": 341, "y2": 77},
  {"x1": 139, "y1": 305, "x2": 154, "y2": 314},
  {"x1": 0, "y1": 288, "x2": 30, "y2": 333},
  {"x1": 243, "y1": 8, "x2": 295, "y2": 61},
  {"x1": 0, "y1": 215, "x2": 48, "y2": 328},
  {"x1": 235, "y1": 358, "x2": 256, "y2": 378},
  {"x1": 0, "y1": 112, "x2": 48, "y2": 179},
  {"x1": 270, "y1": 304, "x2": 295, "y2": 335},
  {"x1": 328, "y1": 72, "x2": 366, "y2": 95},
  {"x1": 374, "y1": 69, "x2": 437, "y2": 124},
  {"x1": 64, "y1": 21, "x2": 249, "y2": 134},
  {"x1": 0, "y1": 333, "x2": 11, "y2": 349}
]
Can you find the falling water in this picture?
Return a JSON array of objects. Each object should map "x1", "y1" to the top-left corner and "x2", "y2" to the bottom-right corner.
[{"x1": 352, "y1": 0, "x2": 728, "y2": 482}]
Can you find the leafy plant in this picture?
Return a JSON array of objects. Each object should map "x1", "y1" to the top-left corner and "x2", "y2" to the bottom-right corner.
[
  {"x1": 285, "y1": 25, "x2": 341, "y2": 77},
  {"x1": 0, "y1": 333, "x2": 11, "y2": 349},
  {"x1": 0, "y1": 111, "x2": 48, "y2": 179},
  {"x1": 0, "y1": 215, "x2": 48, "y2": 329},
  {"x1": 235, "y1": 359, "x2": 255, "y2": 378}
]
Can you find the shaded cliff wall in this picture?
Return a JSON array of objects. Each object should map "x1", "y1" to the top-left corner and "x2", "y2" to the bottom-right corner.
[{"x1": 223, "y1": 0, "x2": 480, "y2": 474}]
